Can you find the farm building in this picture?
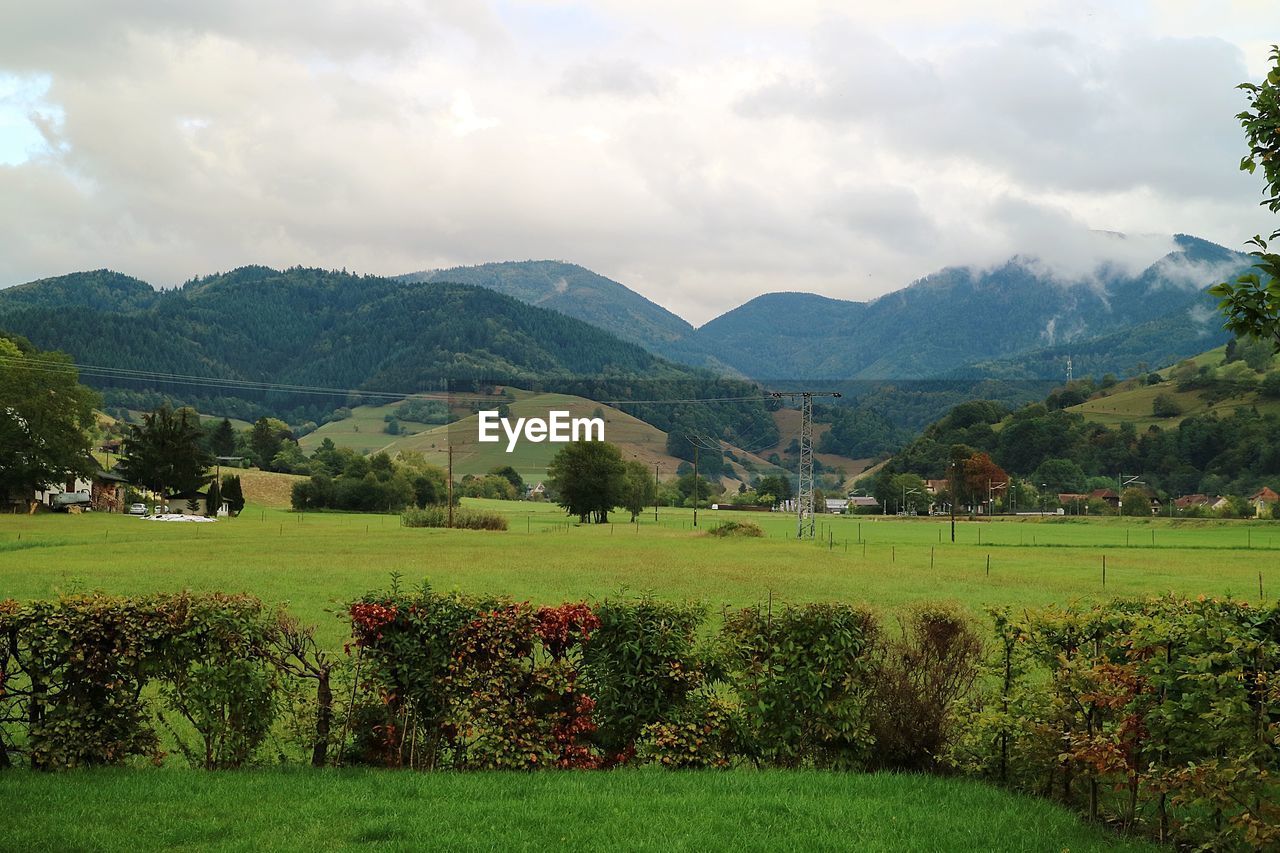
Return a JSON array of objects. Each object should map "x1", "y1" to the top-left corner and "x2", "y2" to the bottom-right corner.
[{"x1": 1249, "y1": 486, "x2": 1280, "y2": 515}]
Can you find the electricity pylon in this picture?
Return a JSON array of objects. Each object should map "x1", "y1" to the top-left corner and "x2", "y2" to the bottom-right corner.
[{"x1": 771, "y1": 390, "x2": 842, "y2": 539}]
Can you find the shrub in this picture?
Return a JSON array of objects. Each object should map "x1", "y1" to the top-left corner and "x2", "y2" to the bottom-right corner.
[
  {"x1": 949, "y1": 597, "x2": 1280, "y2": 849},
  {"x1": 579, "y1": 598, "x2": 707, "y2": 757},
  {"x1": 1151, "y1": 393, "x2": 1182, "y2": 418},
  {"x1": 344, "y1": 584, "x2": 602, "y2": 770},
  {"x1": 722, "y1": 602, "x2": 879, "y2": 768},
  {"x1": 636, "y1": 691, "x2": 742, "y2": 769},
  {"x1": 401, "y1": 506, "x2": 508, "y2": 530},
  {"x1": 868, "y1": 603, "x2": 982, "y2": 772},
  {"x1": 707, "y1": 520, "x2": 764, "y2": 537},
  {"x1": 0, "y1": 593, "x2": 277, "y2": 770},
  {"x1": 156, "y1": 594, "x2": 278, "y2": 769}
]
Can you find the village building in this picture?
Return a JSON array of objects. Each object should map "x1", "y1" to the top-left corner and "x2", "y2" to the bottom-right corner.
[{"x1": 1250, "y1": 486, "x2": 1280, "y2": 516}]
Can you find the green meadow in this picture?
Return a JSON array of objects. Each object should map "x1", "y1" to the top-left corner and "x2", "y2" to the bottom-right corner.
[
  {"x1": 1, "y1": 500, "x2": 1264, "y2": 851},
  {"x1": 0, "y1": 769, "x2": 1153, "y2": 852},
  {"x1": 0, "y1": 500, "x2": 1272, "y2": 646}
]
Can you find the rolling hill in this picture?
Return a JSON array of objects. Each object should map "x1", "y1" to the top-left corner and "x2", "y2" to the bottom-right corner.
[
  {"x1": 397, "y1": 261, "x2": 694, "y2": 353},
  {"x1": 296, "y1": 387, "x2": 873, "y2": 488}
]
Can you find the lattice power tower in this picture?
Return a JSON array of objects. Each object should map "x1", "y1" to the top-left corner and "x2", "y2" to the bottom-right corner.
[{"x1": 771, "y1": 390, "x2": 842, "y2": 539}]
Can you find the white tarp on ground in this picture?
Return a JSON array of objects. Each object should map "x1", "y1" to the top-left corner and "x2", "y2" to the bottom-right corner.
[{"x1": 139, "y1": 514, "x2": 217, "y2": 522}]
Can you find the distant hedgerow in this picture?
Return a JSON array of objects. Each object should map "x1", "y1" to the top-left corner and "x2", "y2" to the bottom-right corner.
[{"x1": 401, "y1": 506, "x2": 508, "y2": 530}]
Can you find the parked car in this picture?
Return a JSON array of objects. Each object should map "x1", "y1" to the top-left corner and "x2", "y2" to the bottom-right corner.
[{"x1": 127, "y1": 503, "x2": 148, "y2": 516}]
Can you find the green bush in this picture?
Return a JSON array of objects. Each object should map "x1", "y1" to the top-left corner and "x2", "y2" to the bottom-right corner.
[
  {"x1": 948, "y1": 597, "x2": 1280, "y2": 849},
  {"x1": 579, "y1": 597, "x2": 707, "y2": 757},
  {"x1": 401, "y1": 506, "x2": 508, "y2": 530},
  {"x1": 0, "y1": 593, "x2": 278, "y2": 770},
  {"x1": 721, "y1": 602, "x2": 879, "y2": 768},
  {"x1": 636, "y1": 691, "x2": 742, "y2": 768},
  {"x1": 707, "y1": 520, "x2": 764, "y2": 537}
]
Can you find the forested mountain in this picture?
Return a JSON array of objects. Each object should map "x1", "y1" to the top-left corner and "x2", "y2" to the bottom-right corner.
[
  {"x1": 0, "y1": 267, "x2": 774, "y2": 451},
  {"x1": 397, "y1": 261, "x2": 694, "y2": 352},
  {"x1": 677, "y1": 235, "x2": 1249, "y2": 380}
]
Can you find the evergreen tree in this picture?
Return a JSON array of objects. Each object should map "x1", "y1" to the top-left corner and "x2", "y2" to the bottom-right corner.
[
  {"x1": 220, "y1": 474, "x2": 245, "y2": 514},
  {"x1": 210, "y1": 418, "x2": 236, "y2": 457},
  {"x1": 119, "y1": 405, "x2": 213, "y2": 505}
]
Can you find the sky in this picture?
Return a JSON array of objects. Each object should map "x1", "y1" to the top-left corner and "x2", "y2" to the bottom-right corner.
[{"x1": 0, "y1": 1, "x2": 1278, "y2": 325}]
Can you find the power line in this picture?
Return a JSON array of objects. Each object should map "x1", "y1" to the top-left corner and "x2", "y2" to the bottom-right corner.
[{"x1": 0, "y1": 354, "x2": 772, "y2": 407}]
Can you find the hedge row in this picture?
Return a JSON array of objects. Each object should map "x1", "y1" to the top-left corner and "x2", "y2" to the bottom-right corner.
[{"x1": 1, "y1": 589, "x2": 1276, "y2": 849}]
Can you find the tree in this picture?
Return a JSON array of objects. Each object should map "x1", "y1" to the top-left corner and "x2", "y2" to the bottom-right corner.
[
  {"x1": 676, "y1": 472, "x2": 719, "y2": 508},
  {"x1": 489, "y1": 465, "x2": 525, "y2": 494},
  {"x1": 1032, "y1": 458, "x2": 1085, "y2": 494},
  {"x1": 888, "y1": 472, "x2": 928, "y2": 513},
  {"x1": 960, "y1": 451, "x2": 1008, "y2": 509},
  {"x1": 755, "y1": 474, "x2": 793, "y2": 504},
  {"x1": 1120, "y1": 487, "x2": 1151, "y2": 517},
  {"x1": 119, "y1": 405, "x2": 213, "y2": 505},
  {"x1": 0, "y1": 336, "x2": 99, "y2": 508},
  {"x1": 1152, "y1": 393, "x2": 1183, "y2": 419},
  {"x1": 620, "y1": 460, "x2": 658, "y2": 521},
  {"x1": 205, "y1": 478, "x2": 222, "y2": 516},
  {"x1": 250, "y1": 417, "x2": 292, "y2": 471},
  {"x1": 221, "y1": 474, "x2": 245, "y2": 514},
  {"x1": 547, "y1": 440, "x2": 626, "y2": 523},
  {"x1": 1211, "y1": 46, "x2": 1280, "y2": 347},
  {"x1": 210, "y1": 418, "x2": 237, "y2": 458}
]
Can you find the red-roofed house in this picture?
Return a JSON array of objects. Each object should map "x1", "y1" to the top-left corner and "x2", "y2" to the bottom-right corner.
[
  {"x1": 1250, "y1": 486, "x2": 1280, "y2": 516},
  {"x1": 1088, "y1": 488, "x2": 1120, "y2": 509}
]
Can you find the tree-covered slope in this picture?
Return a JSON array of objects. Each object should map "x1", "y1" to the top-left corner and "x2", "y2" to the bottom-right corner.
[
  {"x1": 680, "y1": 235, "x2": 1250, "y2": 381},
  {"x1": 398, "y1": 260, "x2": 694, "y2": 352},
  {"x1": 0, "y1": 267, "x2": 760, "y2": 434}
]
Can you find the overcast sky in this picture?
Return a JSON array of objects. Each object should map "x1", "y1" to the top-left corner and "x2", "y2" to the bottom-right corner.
[{"x1": 1, "y1": 1, "x2": 1278, "y2": 325}]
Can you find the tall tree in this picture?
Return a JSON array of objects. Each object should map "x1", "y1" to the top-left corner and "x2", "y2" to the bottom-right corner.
[
  {"x1": 249, "y1": 417, "x2": 291, "y2": 471},
  {"x1": 1211, "y1": 45, "x2": 1280, "y2": 345},
  {"x1": 547, "y1": 440, "x2": 626, "y2": 523},
  {"x1": 620, "y1": 459, "x2": 658, "y2": 522},
  {"x1": 119, "y1": 405, "x2": 212, "y2": 506},
  {"x1": 0, "y1": 335, "x2": 99, "y2": 509},
  {"x1": 210, "y1": 418, "x2": 237, "y2": 458}
]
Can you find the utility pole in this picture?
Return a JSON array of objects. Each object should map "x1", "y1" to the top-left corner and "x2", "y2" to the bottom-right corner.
[
  {"x1": 447, "y1": 443, "x2": 454, "y2": 529},
  {"x1": 1117, "y1": 474, "x2": 1142, "y2": 516},
  {"x1": 654, "y1": 463, "x2": 660, "y2": 523},
  {"x1": 692, "y1": 446, "x2": 699, "y2": 528},
  {"x1": 950, "y1": 460, "x2": 957, "y2": 542},
  {"x1": 771, "y1": 390, "x2": 842, "y2": 539}
]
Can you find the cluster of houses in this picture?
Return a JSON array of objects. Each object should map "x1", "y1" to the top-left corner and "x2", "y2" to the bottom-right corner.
[{"x1": 818, "y1": 480, "x2": 1280, "y2": 517}]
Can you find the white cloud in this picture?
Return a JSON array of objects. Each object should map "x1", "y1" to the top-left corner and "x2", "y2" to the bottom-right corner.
[{"x1": 0, "y1": 1, "x2": 1278, "y2": 325}]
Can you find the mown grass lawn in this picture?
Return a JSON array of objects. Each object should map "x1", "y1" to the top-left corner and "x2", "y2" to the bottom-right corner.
[
  {"x1": 0, "y1": 768, "x2": 1154, "y2": 852},
  {"x1": 0, "y1": 501, "x2": 1275, "y2": 647}
]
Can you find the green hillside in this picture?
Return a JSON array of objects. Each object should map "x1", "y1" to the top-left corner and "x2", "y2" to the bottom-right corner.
[
  {"x1": 1067, "y1": 344, "x2": 1280, "y2": 430},
  {"x1": 300, "y1": 388, "x2": 802, "y2": 486}
]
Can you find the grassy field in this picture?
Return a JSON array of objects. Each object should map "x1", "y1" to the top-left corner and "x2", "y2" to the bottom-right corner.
[
  {"x1": 4, "y1": 502, "x2": 1252, "y2": 850},
  {"x1": 0, "y1": 768, "x2": 1153, "y2": 851},
  {"x1": 1, "y1": 501, "x2": 1275, "y2": 646}
]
